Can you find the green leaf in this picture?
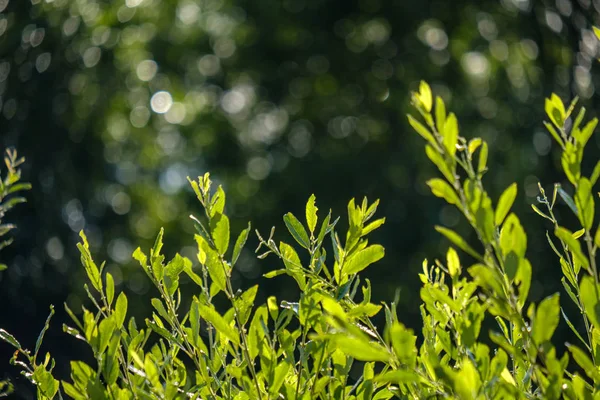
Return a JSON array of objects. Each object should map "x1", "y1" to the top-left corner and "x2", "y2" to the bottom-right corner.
[
  {"x1": 425, "y1": 144, "x2": 455, "y2": 183},
  {"x1": 575, "y1": 178, "x2": 595, "y2": 231},
  {"x1": 546, "y1": 94, "x2": 565, "y2": 128},
  {"x1": 269, "y1": 362, "x2": 290, "y2": 397},
  {"x1": 532, "y1": 293, "x2": 560, "y2": 344},
  {"x1": 558, "y1": 186, "x2": 579, "y2": 216},
  {"x1": 408, "y1": 115, "x2": 437, "y2": 148},
  {"x1": 495, "y1": 183, "x2": 517, "y2": 226},
  {"x1": 418, "y1": 81, "x2": 433, "y2": 112},
  {"x1": 362, "y1": 217, "x2": 385, "y2": 236},
  {"x1": 567, "y1": 343, "x2": 600, "y2": 383},
  {"x1": 478, "y1": 141, "x2": 488, "y2": 175},
  {"x1": 443, "y1": 113, "x2": 458, "y2": 156},
  {"x1": 344, "y1": 245, "x2": 385, "y2": 275},
  {"x1": 305, "y1": 194, "x2": 318, "y2": 235},
  {"x1": 328, "y1": 333, "x2": 390, "y2": 362},
  {"x1": 427, "y1": 178, "x2": 459, "y2": 205},
  {"x1": 198, "y1": 304, "x2": 240, "y2": 347},
  {"x1": 235, "y1": 285, "x2": 258, "y2": 326},
  {"x1": 77, "y1": 231, "x2": 102, "y2": 293},
  {"x1": 580, "y1": 276, "x2": 600, "y2": 329},
  {"x1": 435, "y1": 226, "x2": 483, "y2": 261},
  {"x1": 35, "y1": 306, "x2": 55, "y2": 361},
  {"x1": 106, "y1": 273, "x2": 115, "y2": 307},
  {"x1": 210, "y1": 185, "x2": 226, "y2": 218},
  {"x1": 210, "y1": 212, "x2": 230, "y2": 256},
  {"x1": 114, "y1": 292, "x2": 128, "y2": 328},
  {"x1": 232, "y1": 222, "x2": 251, "y2": 266},
  {"x1": 0, "y1": 329, "x2": 21, "y2": 349},
  {"x1": 594, "y1": 26, "x2": 600, "y2": 40},
  {"x1": 388, "y1": 322, "x2": 417, "y2": 366},
  {"x1": 197, "y1": 235, "x2": 227, "y2": 292},
  {"x1": 555, "y1": 226, "x2": 589, "y2": 269},
  {"x1": 283, "y1": 212, "x2": 310, "y2": 249},
  {"x1": 435, "y1": 96, "x2": 446, "y2": 132}
]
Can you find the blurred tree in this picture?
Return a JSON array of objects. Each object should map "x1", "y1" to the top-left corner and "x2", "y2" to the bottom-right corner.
[{"x1": 0, "y1": 0, "x2": 599, "y2": 391}]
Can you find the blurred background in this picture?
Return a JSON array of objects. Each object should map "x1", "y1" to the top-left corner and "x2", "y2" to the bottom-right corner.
[{"x1": 1, "y1": 0, "x2": 599, "y2": 395}]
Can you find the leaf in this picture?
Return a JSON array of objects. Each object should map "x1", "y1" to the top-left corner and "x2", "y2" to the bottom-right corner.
[
  {"x1": 446, "y1": 247, "x2": 461, "y2": 278},
  {"x1": 435, "y1": 226, "x2": 483, "y2": 261},
  {"x1": 235, "y1": 285, "x2": 258, "y2": 326},
  {"x1": 362, "y1": 218, "x2": 386, "y2": 236},
  {"x1": 425, "y1": 144, "x2": 455, "y2": 183},
  {"x1": 418, "y1": 81, "x2": 433, "y2": 112},
  {"x1": 210, "y1": 185, "x2": 226, "y2": 218},
  {"x1": 478, "y1": 141, "x2": 488, "y2": 175},
  {"x1": 532, "y1": 293, "x2": 560, "y2": 344},
  {"x1": 555, "y1": 227, "x2": 589, "y2": 269},
  {"x1": 76, "y1": 231, "x2": 102, "y2": 293},
  {"x1": 198, "y1": 304, "x2": 240, "y2": 347},
  {"x1": 269, "y1": 362, "x2": 290, "y2": 397},
  {"x1": 210, "y1": 213, "x2": 230, "y2": 256},
  {"x1": 0, "y1": 329, "x2": 21, "y2": 349},
  {"x1": 443, "y1": 113, "x2": 458, "y2": 156},
  {"x1": 283, "y1": 212, "x2": 310, "y2": 249},
  {"x1": 580, "y1": 276, "x2": 600, "y2": 329},
  {"x1": 427, "y1": 178, "x2": 459, "y2": 205},
  {"x1": 408, "y1": 115, "x2": 437, "y2": 148},
  {"x1": 328, "y1": 334, "x2": 390, "y2": 362},
  {"x1": 114, "y1": 292, "x2": 128, "y2": 328},
  {"x1": 344, "y1": 245, "x2": 385, "y2": 275},
  {"x1": 558, "y1": 186, "x2": 579, "y2": 216},
  {"x1": 567, "y1": 343, "x2": 600, "y2": 383},
  {"x1": 106, "y1": 273, "x2": 115, "y2": 307},
  {"x1": 35, "y1": 306, "x2": 55, "y2": 361},
  {"x1": 305, "y1": 194, "x2": 318, "y2": 234},
  {"x1": 546, "y1": 93, "x2": 565, "y2": 128},
  {"x1": 495, "y1": 183, "x2": 517, "y2": 226},
  {"x1": 576, "y1": 178, "x2": 595, "y2": 231},
  {"x1": 232, "y1": 222, "x2": 251, "y2": 266},
  {"x1": 435, "y1": 96, "x2": 446, "y2": 132}
]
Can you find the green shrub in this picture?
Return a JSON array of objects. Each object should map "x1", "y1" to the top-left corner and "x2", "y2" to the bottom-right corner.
[
  {"x1": 0, "y1": 148, "x2": 31, "y2": 272},
  {"x1": 4, "y1": 78, "x2": 600, "y2": 398}
]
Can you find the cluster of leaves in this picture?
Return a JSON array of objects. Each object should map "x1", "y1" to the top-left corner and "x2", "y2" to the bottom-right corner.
[
  {"x1": 7, "y1": 79, "x2": 600, "y2": 399},
  {"x1": 0, "y1": 148, "x2": 31, "y2": 270}
]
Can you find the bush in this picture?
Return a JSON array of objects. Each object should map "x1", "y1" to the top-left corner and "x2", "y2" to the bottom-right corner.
[{"x1": 3, "y1": 78, "x2": 600, "y2": 398}]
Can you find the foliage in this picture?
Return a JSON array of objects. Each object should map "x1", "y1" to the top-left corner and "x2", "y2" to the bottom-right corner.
[
  {"x1": 0, "y1": 1, "x2": 591, "y2": 335},
  {"x1": 7, "y1": 75, "x2": 600, "y2": 398},
  {"x1": 0, "y1": 148, "x2": 30, "y2": 271}
]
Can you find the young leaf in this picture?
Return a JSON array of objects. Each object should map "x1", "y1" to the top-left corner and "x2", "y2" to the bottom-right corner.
[
  {"x1": 435, "y1": 96, "x2": 446, "y2": 132},
  {"x1": 443, "y1": 113, "x2": 459, "y2": 156},
  {"x1": 435, "y1": 226, "x2": 483, "y2": 261},
  {"x1": 344, "y1": 245, "x2": 385, "y2": 275},
  {"x1": 232, "y1": 222, "x2": 251, "y2": 266},
  {"x1": 418, "y1": 81, "x2": 433, "y2": 112},
  {"x1": 580, "y1": 276, "x2": 600, "y2": 329},
  {"x1": 106, "y1": 273, "x2": 115, "y2": 307},
  {"x1": 532, "y1": 293, "x2": 560, "y2": 344},
  {"x1": 114, "y1": 292, "x2": 128, "y2": 328},
  {"x1": 554, "y1": 227, "x2": 589, "y2": 269},
  {"x1": 427, "y1": 178, "x2": 460, "y2": 205},
  {"x1": 306, "y1": 194, "x2": 318, "y2": 235},
  {"x1": 328, "y1": 334, "x2": 390, "y2": 362},
  {"x1": 210, "y1": 213, "x2": 230, "y2": 256},
  {"x1": 0, "y1": 329, "x2": 21, "y2": 349},
  {"x1": 575, "y1": 177, "x2": 595, "y2": 231},
  {"x1": 495, "y1": 183, "x2": 517, "y2": 226},
  {"x1": 198, "y1": 304, "x2": 240, "y2": 347},
  {"x1": 283, "y1": 212, "x2": 310, "y2": 249},
  {"x1": 408, "y1": 115, "x2": 437, "y2": 148}
]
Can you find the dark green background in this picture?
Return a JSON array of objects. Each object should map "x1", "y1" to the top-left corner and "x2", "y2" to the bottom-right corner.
[{"x1": 1, "y1": 0, "x2": 598, "y2": 396}]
